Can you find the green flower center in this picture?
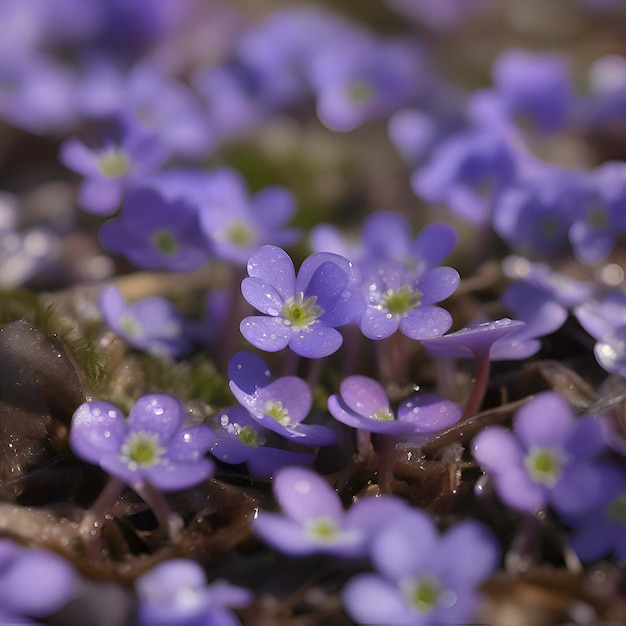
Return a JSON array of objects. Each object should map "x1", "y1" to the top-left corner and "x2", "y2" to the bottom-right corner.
[
  {"x1": 524, "y1": 447, "x2": 563, "y2": 486},
  {"x1": 606, "y1": 495, "x2": 626, "y2": 524},
  {"x1": 153, "y1": 229, "x2": 179, "y2": 256},
  {"x1": 236, "y1": 425, "x2": 260, "y2": 448},
  {"x1": 120, "y1": 431, "x2": 166, "y2": 470},
  {"x1": 371, "y1": 407, "x2": 394, "y2": 421},
  {"x1": 305, "y1": 516, "x2": 341, "y2": 543},
  {"x1": 119, "y1": 312, "x2": 141, "y2": 337},
  {"x1": 263, "y1": 400, "x2": 291, "y2": 426},
  {"x1": 97, "y1": 147, "x2": 131, "y2": 178},
  {"x1": 346, "y1": 79, "x2": 373, "y2": 104},
  {"x1": 403, "y1": 575, "x2": 442, "y2": 614},
  {"x1": 281, "y1": 293, "x2": 323, "y2": 329},
  {"x1": 381, "y1": 285, "x2": 422, "y2": 317},
  {"x1": 226, "y1": 221, "x2": 255, "y2": 247}
]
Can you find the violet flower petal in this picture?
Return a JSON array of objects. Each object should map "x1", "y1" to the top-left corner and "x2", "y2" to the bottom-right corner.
[
  {"x1": 288, "y1": 325, "x2": 343, "y2": 358},
  {"x1": 144, "y1": 458, "x2": 214, "y2": 492},
  {"x1": 472, "y1": 426, "x2": 524, "y2": 472},
  {"x1": 412, "y1": 222, "x2": 458, "y2": 272},
  {"x1": 70, "y1": 401, "x2": 127, "y2": 464},
  {"x1": 0, "y1": 547, "x2": 75, "y2": 618},
  {"x1": 399, "y1": 305, "x2": 453, "y2": 340},
  {"x1": 327, "y1": 395, "x2": 415, "y2": 435},
  {"x1": 240, "y1": 316, "x2": 291, "y2": 352},
  {"x1": 166, "y1": 425, "x2": 215, "y2": 463},
  {"x1": 435, "y1": 521, "x2": 499, "y2": 588},
  {"x1": 253, "y1": 512, "x2": 315, "y2": 556},
  {"x1": 246, "y1": 447, "x2": 315, "y2": 478},
  {"x1": 340, "y1": 375, "x2": 390, "y2": 417},
  {"x1": 418, "y1": 266, "x2": 460, "y2": 304},
  {"x1": 370, "y1": 509, "x2": 438, "y2": 582},
  {"x1": 273, "y1": 466, "x2": 343, "y2": 523},
  {"x1": 360, "y1": 307, "x2": 400, "y2": 339},
  {"x1": 79, "y1": 177, "x2": 123, "y2": 215},
  {"x1": 397, "y1": 393, "x2": 462, "y2": 432},
  {"x1": 342, "y1": 573, "x2": 414, "y2": 625},
  {"x1": 228, "y1": 351, "x2": 272, "y2": 395},
  {"x1": 246, "y1": 245, "x2": 295, "y2": 301},
  {"x1": 495, "y1": 467, "x2": 546, "y2": 513},
  {"x1": 255, "y1": 377, "x2": 312, "y2": 425},
  {"x1": 512, "y1": 392, "x2": 573, "y2": 449},
  {"x1": 241, "y1": 277, "x2": 286, "y2": 316},
  {"x1": 550, "y1": 464, "x2": 606, "y2": 517},
  {"x1": 127, "y1": 394, "x2": 185, "y2": 444}
]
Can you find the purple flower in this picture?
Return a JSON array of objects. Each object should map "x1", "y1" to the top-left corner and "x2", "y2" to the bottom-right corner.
[
  {"x1": 490, "y1": 281, "x2": 568, "y2": 360},
  {"x1": 328, "y1": 375, "x2": 461, "y2": 439},
  {"x1": 196, "y1": 168, "x2": 300, "y2": 265},
  {"x1": 569, "y1": 162, "x2": 626, "y2": 265},
  {"x1": 136, "y1": 558, "x2": 252, "y2": 626},
  {"x1": 422, "y1": 318, "x2": 525, "y2": 360},
  {"x1": 70, "y1": 394, "x2": 215, "y2": 491},
  {"x1": 563, "y1": 462, "x2": 626, "y2": 562},
  {"x1": 209, "y1": 405, "x2": 316, "y2": 478},
  {"x1": 0, "y1": 539, "x2": 76, "y2": 624},
  {"x1": 307, "y1": 35, "x2": 424, "y2": 132},
  {"x1": 342, "y1": 508, "x2": 499, "y2": 625},
  {"x1": 472, "y1": 392, "x2": 606, "y2": 514},
  {"x1": 360, "y1": 212, "x2": 458, "y2": 277},
  {"x1": 253, "y1": 465, "x2": 409, "y2": 557},
  {"x1": 228, "y1": 351, "x2": 336, "y2": 446},
  {"x1": 122, "y1": 62, "x2": 214, "y2": 159},
  {"x1": 359, "y1": 261, "x2": 459, "y2": 340},
  {"x1": 412, "y1": 130, "x2": 518, "y2": 226},
  {"x1": 240, "y1": 245, "x2": 366, "y2": 358},
  {"x1": 99, "y1": 186, "x2": 210, "y2": 271},
  {"x1": 502, "y1": 255, "x2": 593, "y2": 309},
  {"x1": 422, "y1": 319, "x2": 526, "y2": 419},
  {"x1": 59, "y1": 129, "x2": 168, "y2": 216},
  {"x1": 98, "y1": 284, "x2": 189, "y2": 357},
  {"x1": 0, "y1": 51, "x2": 78, "y2": 133},
  {"x1": 492, "y1": 172, "x2": 580, "y2": 255},
  {"x1": 477, "y1": 49, "x2": 573, "y2": 133}
]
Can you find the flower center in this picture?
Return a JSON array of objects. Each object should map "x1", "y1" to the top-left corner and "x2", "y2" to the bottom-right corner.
[
  {"x1": 236, "y1": 425, "x2": 260, "y2": 448},
  {"x1": 402, "y1": 575, "x2": 445, "y2": 614},
  {"x1": 524, "y1": 446, "x2": 563, "y2": 486},
  {"x1": 120, "y1": 431, "x2": 166, "y2": 471},
  {"x1": 606, "y1": 495, "x2": 626, "y2": 524},
  {"x1": 347, "y1": 79, "x2": 373, "y2": 104},
  {"x1": 226, "y1": 221, "x2": 255, "y2": 247},
  {"x1": 381, "y1": 285, "x2": 422, "y2": 317},
  {"x1": 305, "y1": 516, "x2": 341, "y2": 543},
  {"x1": 262, "y1": 400, "x2": 291, "y2": 426},
  {"x1": 97, "y1": 147, "x2": 131, "y2": 178},
  {"x1": 370, "y1": 407, "x2": 394, "y2": 421},
  {"x1": 119, "y1": 312, "x2": 142, "y2": 337},
  {"x1": 153, "y1": 229, "x2": 179, "y2": 255},
  {"x1": 281, "y1": 293, "x2": 323, "y2": 329}
]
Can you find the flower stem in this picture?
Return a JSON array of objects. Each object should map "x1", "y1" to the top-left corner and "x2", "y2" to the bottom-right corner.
[
  {"x1": 461, "y1": 348, "x2": 491, "y2": 421},
  {"x1": 135, "y1": 482, "x2": 183, "y2": 541}
]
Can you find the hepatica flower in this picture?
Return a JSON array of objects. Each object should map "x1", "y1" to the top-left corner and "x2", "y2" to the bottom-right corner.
[
  {"x1": 359, "y1": 260, "x2": 459, "y2": 340},
  {"x1": 342, "y1": 508, "x2": 499, "y2": 625},
  {"x1": 253, "y1": 465, "x2": 410, "y2": 557},
  {"x1": 240, "y1": 245, "x2": 366, "y2": 358},
  {"x1": 59, "y1": 129, "x2": 168, "y2": 215},
  {"x1": 472, "y1": 392, "x2": 606, "y2": 515},
  {"x1": 99, "y1": 284, "x2": 189, "y2": 357},
  {"x1": 70, "y1": 394, "x2": 215, "y2": 492},
  {"x1": 328, "y1": 375, "x2": 461, "y2": 439},
  {"x1": 563, "y1": 462, "x2": 626, "y2": 562},
  {"x1": 229, "y1": 351, "x2": 336, "y2": 446},
  {"x1": 197, "y1": 168, "x2": 300, "y2": 266},
  {"x1": 136, "y1": 558, "x2": 252, "y2": 626},
  {"x1": 99, "y1": 186, "x2": 210, "y2": 271},
  {"x1": 0, "y1": 539, "x2": 76, "y2": 624},
  {"x1": 209, "y1": 405, "x2": 316, "y2": 478}
]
